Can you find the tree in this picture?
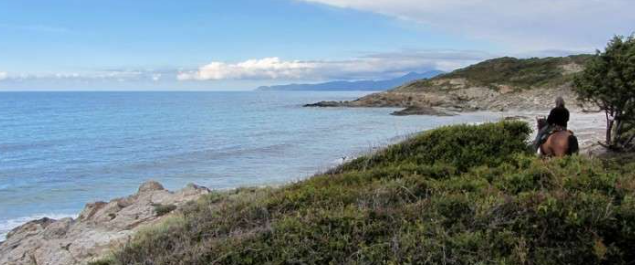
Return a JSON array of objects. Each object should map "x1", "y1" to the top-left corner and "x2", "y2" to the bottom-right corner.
[{"x1": 574, "y1": 35, "x2": 635, "y2": 151}]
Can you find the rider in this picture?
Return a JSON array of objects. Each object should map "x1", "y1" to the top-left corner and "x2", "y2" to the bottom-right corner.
[{"x1": 533, "y1": 97, "x2": 570, "y2": 152}]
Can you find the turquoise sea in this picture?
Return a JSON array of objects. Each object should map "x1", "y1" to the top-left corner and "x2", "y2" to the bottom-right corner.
[{"x1": 0, "y1": 91, "x2": 501, "y2": 240}]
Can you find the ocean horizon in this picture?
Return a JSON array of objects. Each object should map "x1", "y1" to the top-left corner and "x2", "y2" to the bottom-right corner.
[{"x1": 0, "y1": 91, "x2": 501, "y2": 240}]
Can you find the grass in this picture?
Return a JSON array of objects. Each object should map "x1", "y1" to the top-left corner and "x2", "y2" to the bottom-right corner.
[
  {"x1": 398, "y1": 55, "x2": 593, "y2": 92},
  {"x1": 153, "y1": 204, "x2": 178, "y2": 217},
  {"x1": 93, "y1": 121, "x2": 635, "y2": 265}
]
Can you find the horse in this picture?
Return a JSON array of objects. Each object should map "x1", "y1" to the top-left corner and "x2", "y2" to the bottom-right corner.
[{"x1": 536, "y1": 117, "x2": 580, "y2": 157}]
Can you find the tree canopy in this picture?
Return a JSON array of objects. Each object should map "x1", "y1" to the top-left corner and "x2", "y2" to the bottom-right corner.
[{"x1": 574, "y1": 35, "x2": 635, "y2": 150}]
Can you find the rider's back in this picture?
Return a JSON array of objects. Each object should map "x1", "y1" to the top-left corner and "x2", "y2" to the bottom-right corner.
[{"x1": 547, "y1": 106, "x2": 569, "y2": 128}]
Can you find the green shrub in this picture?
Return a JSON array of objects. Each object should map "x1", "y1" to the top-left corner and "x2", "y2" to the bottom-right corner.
[
  {"x1": 95, "y1": 121, "x2": 635, "y2": 265},
  {"x1": 333, "y1": 120, "x2": 531, "y2": 174},
  {"x1": 153, "y1": 203, "x2": 177, "y2": 216}
]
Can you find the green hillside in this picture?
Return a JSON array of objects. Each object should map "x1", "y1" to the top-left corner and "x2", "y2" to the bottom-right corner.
[
  {"x1": 398, "y1": 55, "x2": 593, "y2": 92},
  {"x1": 94, "y1": 121, "x2": 635, "y2": 265}
]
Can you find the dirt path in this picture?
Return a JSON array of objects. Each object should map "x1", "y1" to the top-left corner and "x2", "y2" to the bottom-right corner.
[{"x1": 502, "y1": 111, "x2": 607, "y2": 154}]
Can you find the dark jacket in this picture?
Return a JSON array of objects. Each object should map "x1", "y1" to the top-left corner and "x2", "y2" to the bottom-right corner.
[{"x1": 547, "y1": 106, "x2": 569, "y2": 128}]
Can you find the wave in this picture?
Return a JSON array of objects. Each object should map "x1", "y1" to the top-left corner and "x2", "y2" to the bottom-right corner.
[{"x1": 0, "y1": 213, "x2": 77, "y2": 242}]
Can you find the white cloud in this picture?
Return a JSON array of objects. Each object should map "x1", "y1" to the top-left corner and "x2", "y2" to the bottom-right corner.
[
  {"x1": 299, "y1": 0, "x2": 635, "y2": 52},
  {"x1": 178, "y1": 50, "x2": 492, "y2": 81},
  {"x1": 177, "y1": 58, "x2": 318, "y2": 81},
  {"x1": 2, "y1": 70, "x2": 167, "y2": 83}
]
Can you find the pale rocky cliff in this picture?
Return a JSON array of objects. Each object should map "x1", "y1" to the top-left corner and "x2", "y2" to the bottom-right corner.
[{"x1": 0, "y1": 181, "x2": 210, "y2": 265}]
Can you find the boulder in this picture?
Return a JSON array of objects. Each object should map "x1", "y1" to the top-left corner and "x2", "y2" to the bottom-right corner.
[
  {"x1": 0, "y1": 181, "x2": 210, "y2": 265},
  {"x1": 391, "y1": 106, "x2": 454, "y2": 116},
  {"x1": 303, "y1": 101, "x2": 346, "y2": 107},
  {"x1": 138, "y1": 180, "x2": 165, "y2": 193}
]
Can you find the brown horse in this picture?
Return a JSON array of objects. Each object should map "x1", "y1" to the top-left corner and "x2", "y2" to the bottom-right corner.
[{"x1": 537, "y1": 117, "x2": 580, "y2": 157}]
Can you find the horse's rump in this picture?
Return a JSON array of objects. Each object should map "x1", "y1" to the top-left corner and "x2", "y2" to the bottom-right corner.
[{"x1": 541, "y1": 130, "x2": 578, "y2": 157}]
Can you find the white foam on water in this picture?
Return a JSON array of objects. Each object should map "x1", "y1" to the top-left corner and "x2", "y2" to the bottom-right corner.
[{"x1": 0, "y1": 213, "x2": 77, "y2": 242}]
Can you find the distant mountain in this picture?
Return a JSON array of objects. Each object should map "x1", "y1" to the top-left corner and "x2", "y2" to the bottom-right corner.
[{"x1": 256, "y1": 70, "x2": 444, "y2": 91}]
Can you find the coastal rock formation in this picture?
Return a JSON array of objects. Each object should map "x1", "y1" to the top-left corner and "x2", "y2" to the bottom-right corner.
[
  {"x1": 303, "y1": 101, "x2": 346, "y2": 108},
  {"x1": 306, "y1": 84, "x2": 587, "y2": 114},
  {"x1": 305, "y1": 55, "x2": 598, "y2": 115},
  {"x1": 391, "y1": 106, "x2": 454, "y2": 116},
  {"x1": 0, "y1": 181, "x2": 210, "y2": 265}
]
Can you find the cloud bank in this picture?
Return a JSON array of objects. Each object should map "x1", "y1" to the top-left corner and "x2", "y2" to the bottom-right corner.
[
  {"x1": 0, "y1": 70, "x2": 168, "y2": 83},
  {"x1": 177, "y1": 58, "x2": 317, "y2": 81},
  {"x1": 299, "y1": 0, "x2": 635, "y2": 52},
  {"x1": 178, "y1": 50, "x2": 492, "y2": 81},
  {"x1": 3, "y1": 49, "x2": 491, "y2": 85}
]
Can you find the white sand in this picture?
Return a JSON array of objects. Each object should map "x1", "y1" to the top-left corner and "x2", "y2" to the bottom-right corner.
[{"x1": 502, "y1": 111, "x2": 607, "y2": 153}]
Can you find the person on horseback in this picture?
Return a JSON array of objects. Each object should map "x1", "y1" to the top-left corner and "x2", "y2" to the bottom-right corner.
[{"x1": 533, "y1": 97, "x2": 570, "y2": 152}]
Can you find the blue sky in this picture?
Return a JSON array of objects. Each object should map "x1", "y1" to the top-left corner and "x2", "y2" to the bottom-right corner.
[{"x1": 0, "y1": 0, "x2": 633, "y2": 91}]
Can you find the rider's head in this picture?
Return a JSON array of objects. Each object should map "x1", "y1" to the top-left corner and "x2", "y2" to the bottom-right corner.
[{"x1": 555, "y1": 97, "x2": 565, "y2": 108}]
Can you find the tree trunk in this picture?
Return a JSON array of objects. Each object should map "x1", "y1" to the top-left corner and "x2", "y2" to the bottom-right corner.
[
  {"x1": 615, "y1": 118, "x2": 624, "y2": 146},
  {"x1": 625, "y1": 134, "x2": 635, "y2": 150},
  {"x1": 606, "y1": 110, "x2": 613, "y2": 146}
]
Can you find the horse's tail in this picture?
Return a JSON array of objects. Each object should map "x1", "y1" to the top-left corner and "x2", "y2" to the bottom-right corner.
[{"x1": 567, "y1": 135, "x2": 579, "y2": 155}]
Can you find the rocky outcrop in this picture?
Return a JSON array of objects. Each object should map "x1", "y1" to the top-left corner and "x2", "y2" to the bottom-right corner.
[
  {"x1": 391, "y1": 106, "x2": 454, "y2": 116},
  {"x1": 303, "y1": 101, "x2": 346, "y2": 107},
  {"x1": 0, "y1": 181, "x2": 210, "y2": 265},
  {"x1": 304, "y1": 55, "x2": 599, "y2": 116},
  {"x1": 305, "y1": 84, "x2": 596, "y2": 115}
]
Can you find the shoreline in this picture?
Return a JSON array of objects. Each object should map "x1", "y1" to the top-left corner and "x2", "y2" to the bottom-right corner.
[
  {"x1": 0, "y1": 108, "x2": 506, "y2": 242},
  {"x1": 303, "y1": 82, "x2": 600, "y2": 117},
  {"x1": 1, "y1": 111, "x2": 606, "y2": 235},
  {"x1": 0, "y1": 110, "x2": 607, "y2": 264}
]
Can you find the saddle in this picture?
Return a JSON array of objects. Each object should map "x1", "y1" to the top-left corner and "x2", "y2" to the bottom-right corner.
[
  {"x1": 547, "y1": 125, "x2": 569, "y2": 135},
  {"x1": 536, "y1": 117, "x2": 573, "y2": 147}
]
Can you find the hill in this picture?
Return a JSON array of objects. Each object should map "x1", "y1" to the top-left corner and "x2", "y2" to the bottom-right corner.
[
  {"x1": 305, "y1": 55, "x2": 595, "y2": 115},
  {"x1": 92, "y1": 121, "x2": 635, "y2": 265},
  {"x1": 256, "y1": 71, "x2": 444, "y2": 91},
  {"x1": 398, "y1": 55, "x2": 592, "y2": 92}
]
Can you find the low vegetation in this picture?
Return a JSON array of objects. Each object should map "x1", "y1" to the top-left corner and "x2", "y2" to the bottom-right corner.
[
  {"x1": 94, "y1": 121, "x2": 635, "y2": 265},
  {"x1": 153, "y1": 203, "x2": 178, "y2": 217},
  {"x1": 399, "y1": 55, "x2": 592, "y2": 92}
]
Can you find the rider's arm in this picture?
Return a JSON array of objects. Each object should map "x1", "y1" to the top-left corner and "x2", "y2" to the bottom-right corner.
[{"x1": 547, "y1": 108, "x2": 557, "y2": 125}]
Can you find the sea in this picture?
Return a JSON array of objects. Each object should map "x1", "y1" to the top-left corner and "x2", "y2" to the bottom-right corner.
[{"x1": 0, "y1": 91, "x2": 502, "y2": 240}]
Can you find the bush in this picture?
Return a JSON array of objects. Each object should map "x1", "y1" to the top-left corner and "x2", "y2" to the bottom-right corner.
[
  {"x1": 94, "y1": 121, "x2": 635, "y2": 265},
  {"x1": 332, "y1": 120, "x2": 531, "y2": 173},
  {"x1": 153, "y1": 204, "x2": 177, "y2": 216}
]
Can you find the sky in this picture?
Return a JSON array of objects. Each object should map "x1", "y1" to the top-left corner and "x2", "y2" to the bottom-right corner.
[{"x1": 0, "y1": 0, "x2": 633, "y2": 91}]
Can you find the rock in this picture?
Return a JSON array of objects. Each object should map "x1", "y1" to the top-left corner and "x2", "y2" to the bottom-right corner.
[
  {"x1": 303, "y1": 101, "x2": 347, "y2": 107},
  {"x1": 391, "y1": 106, "x2": 454, "y2": 116},
  {"x1": 304, "y1": 83, "x2": 588, "y2": 115},
  {"x1": 5, "y1": 218, "x2": 56, "y2": 241},
  {"x1": 78, "y1": 201, "x2": 108, "y2": 221},
  {"x1": 138, "y1": 180, "x2": 164, "y2": 193},
  {"x1": 503, "y1": 115, "x2": 529, "y2": 121},
  {"x1": 42, "y1": 218, "x2": 73, "y2": 240},
  {"x1": 0, "y1": 181, "x2": 210, "y2": 265}
]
